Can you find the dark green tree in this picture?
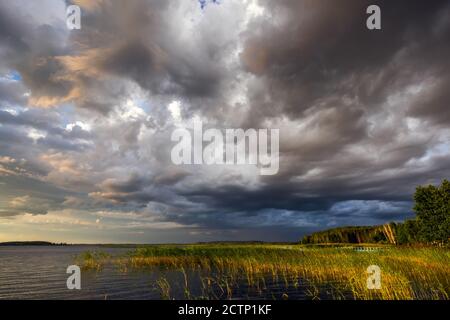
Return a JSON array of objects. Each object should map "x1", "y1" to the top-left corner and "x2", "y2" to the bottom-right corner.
[
  {"x1": 413, "y1": 179, "x2": 450, "y2": 243},
  {"x1": 395, "y1": 220, "x2": 420, "y2": 244}
]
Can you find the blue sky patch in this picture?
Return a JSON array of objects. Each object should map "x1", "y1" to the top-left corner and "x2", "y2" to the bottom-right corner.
[{"x1": 199, "y1": 0, "x2": 221, "y2": 10}]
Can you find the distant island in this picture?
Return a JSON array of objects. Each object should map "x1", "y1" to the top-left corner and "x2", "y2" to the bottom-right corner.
[{"x1": 0, "y1": 241, "x2": 68, "y2": 246}]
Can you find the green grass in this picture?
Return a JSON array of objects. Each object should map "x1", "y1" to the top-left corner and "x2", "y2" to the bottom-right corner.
[
  {"x1": 76, "y1": 250, "x2": 111, "y2": 271},
  {"x1": 78, "y1": 244, "x2": 450, "y2": 300}
]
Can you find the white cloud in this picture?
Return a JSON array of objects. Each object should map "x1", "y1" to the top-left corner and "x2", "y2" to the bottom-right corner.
[
  {"x1": 27, "y1": 128, "x2": 46, "y2": 142},
  {"x1": 168, "y1": 100, "x2": 182, "y2": 121}
]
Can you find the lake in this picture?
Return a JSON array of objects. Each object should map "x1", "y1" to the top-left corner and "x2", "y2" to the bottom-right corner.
[
  {"x1": 2, "y1": 245, "x2": 445, "y2": 300},
  {"x1": 0, "y1": 245, "x2": 318, "y2": 300},
  {"x1": 0, "y1": 246, "x2": 158, "y2": 300}
]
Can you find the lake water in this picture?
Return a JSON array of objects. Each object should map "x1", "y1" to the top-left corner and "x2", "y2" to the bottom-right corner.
[
  {"x1": 0, "y1": 246, "x2": 387, "y2": 300},
  {"x1": 0, "y1": 246, "x2": 317, "y2": 300},
  {"x1": 0, "y1": 246, "x2": 159, "y2": 300}
]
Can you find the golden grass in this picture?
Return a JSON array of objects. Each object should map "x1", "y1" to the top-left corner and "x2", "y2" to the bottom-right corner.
[{"x1": 78, "y1": 244, "x2": 450, "y2": 300}]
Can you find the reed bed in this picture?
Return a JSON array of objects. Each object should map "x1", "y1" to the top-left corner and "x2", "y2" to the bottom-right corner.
[{"x1": 77, "y1": 244, "x2": 450, "y2": 300}]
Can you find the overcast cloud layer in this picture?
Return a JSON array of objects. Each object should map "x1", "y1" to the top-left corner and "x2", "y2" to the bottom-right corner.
[{"x1": 0, "y1": 0, "x2": 449, "y2": 243}]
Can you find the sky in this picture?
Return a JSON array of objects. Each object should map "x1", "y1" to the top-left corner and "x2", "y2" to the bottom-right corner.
[{"x1": 0, "y1": 0, "x2": 449, "y2": 243}]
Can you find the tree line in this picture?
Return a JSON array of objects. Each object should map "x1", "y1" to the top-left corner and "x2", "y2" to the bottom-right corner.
[{"x1": 301, "y1": 180, "x2": 450, "y2": 245}]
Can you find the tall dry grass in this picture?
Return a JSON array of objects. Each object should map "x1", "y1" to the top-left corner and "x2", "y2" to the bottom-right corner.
[{"x1": 78, "y1": 244, "x2": 450, "y2": 300}]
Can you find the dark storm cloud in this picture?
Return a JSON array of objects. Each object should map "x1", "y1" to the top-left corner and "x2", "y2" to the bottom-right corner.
[
  {"x1": 0, "y1": 1, "x2": 71, "y2": 107},
  {"x1": 408, "y1": 75, "x2": 450, "y2": 125},
  {"x1": 89, "y1": 168, "x2": 191, "y2": 208},
  {"x1": 0, "y1": 81, "x2": 27, "y2": 106},
  {"x1": 0, "y1": 108, "x2": 93, "y2": 151},
  {"x1": 240, "y1": 0, "x2": 450, "y2": 123},
  {"x1": 0, "y1": 3, "x2": 28, "y2": 54},
  {"x1": 0, "y1": 173, "x2": 74, "y2": 217},
  {"x1": 0, "y1": 0, "x2": 449, "y2": 241},
  {"x1": 0, "y1": 0, "x2": 229, "y2": 113},
  {"x1": 39, "y1": 0, "x2": 228, "y2": 114},
  {"x1": 186, "y1": 0, "x2": 450, "y2": 232},
  {"x1": 100, "y1": 174, "x2": 149, "y2": 194}
]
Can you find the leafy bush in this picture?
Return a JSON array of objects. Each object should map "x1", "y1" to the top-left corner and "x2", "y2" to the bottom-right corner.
[
  {"x1": 395, "y1": 220, "x2": 420, "y2": 245},
  {"x1": 413, "y1": 179, "x2": 450, "y2": 244}
]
